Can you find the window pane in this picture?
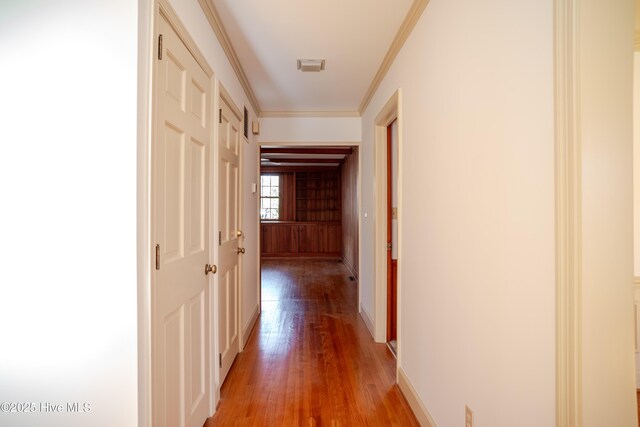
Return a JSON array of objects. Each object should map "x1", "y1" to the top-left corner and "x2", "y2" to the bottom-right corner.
[{"x1": 260, "y1": 174, "x2": 280, "y2": 220}]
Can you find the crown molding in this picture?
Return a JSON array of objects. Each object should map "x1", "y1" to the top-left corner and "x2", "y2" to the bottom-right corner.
[
  {"x1": 198, "y1": 0, "x2": 261, "y2": 115},
  {"x1": 198, "y1": 0, "x2": 428, "y2": 118},
  {"x1": 358, "y1": 0, "x2": 429, "y2": 115},
  {"x1": 260, "y1": 111, "x2": 360, "y2": 118},
  {"x1": 635, "y1": 30, "x2": 640, "y2": 51}
]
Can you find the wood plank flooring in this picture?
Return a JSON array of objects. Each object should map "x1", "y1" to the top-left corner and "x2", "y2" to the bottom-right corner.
[{"x1": 205, "y1": 259, "x2": 419, "y2": 426}]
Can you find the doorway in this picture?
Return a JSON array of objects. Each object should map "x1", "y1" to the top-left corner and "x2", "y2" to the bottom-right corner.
[
  {"x1": 257, "y1": 144, "x2": 361, "y2": 307},
  {"x1": 373, "y1": 89, "x2": 401, "y2": 347},
  {"x1": 386, "y1": 120, "x2": 398, "y2": 354}
]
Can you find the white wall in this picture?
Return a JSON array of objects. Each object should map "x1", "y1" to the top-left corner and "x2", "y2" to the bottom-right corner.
[
  {"x1": 361, "y1": 0, "x2": 556, "y2": 425},
  {"x1": 0, "y1": 1, "x2": 138, "y2": 426},
  {"x1": 259, "y1": 117, "x2": 361, "y2": 143},
  {"x1": 166, "y1": 0, "x2": 261, "y2": 359},
  {"x1": 579, "y1": 0, "x2": 636, "y2": 425}
]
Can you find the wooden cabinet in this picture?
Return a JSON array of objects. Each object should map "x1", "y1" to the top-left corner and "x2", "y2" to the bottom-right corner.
[{"x1": 261, "y1": 222, "x2": 341, "y2": 257}]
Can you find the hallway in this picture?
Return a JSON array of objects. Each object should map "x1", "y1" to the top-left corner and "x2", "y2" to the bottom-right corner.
[{"x1": 205, "y1": 259, "x2": 419, "y2": 426}]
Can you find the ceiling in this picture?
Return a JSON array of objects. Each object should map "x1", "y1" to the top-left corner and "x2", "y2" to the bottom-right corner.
[
  {"x1": 260, "y1": 147, "x2": 353, "y2": 168},
  {"x1": 206, "y1": 0, "x2": 417, "y2": 115}
]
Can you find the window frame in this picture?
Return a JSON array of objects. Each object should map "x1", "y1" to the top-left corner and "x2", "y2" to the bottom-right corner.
[{"x1": 260, "y1": 173, "x2": 281, "y2": 221}]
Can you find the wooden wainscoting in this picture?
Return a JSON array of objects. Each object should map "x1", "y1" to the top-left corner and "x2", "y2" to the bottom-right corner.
[{"x1": 261, "y1": 221, "x2": 341, "y2": 257}]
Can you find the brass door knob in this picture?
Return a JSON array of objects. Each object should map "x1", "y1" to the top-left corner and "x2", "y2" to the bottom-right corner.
[
  {"x1": 205, "y1": 264, "x2": 217, "y2": 275},
  {"x1": 237, "y1": 247, "x2": 245, "y2": 254},
  {"x1": 236, "y1": 230, "x2": 244, "y2": 238}
]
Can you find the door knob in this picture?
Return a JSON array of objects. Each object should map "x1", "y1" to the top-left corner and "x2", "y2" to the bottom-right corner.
[
  {"x1": 237, "y1": 247, "x2": 245, "y2": 254},
  {"x1": 205, "y1": 264, "x2": 217, "y2": 275},
  {"x1": 237, "y1": 230, "x2": 244, "y2": 238}
]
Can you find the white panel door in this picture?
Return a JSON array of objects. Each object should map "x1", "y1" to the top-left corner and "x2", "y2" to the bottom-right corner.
[
  {"x1": 153, "y1": 15, "x2": 211, "y2": 427},
  {"x1": 217, "y1": 94, "x2": 242, "y2": 384}
]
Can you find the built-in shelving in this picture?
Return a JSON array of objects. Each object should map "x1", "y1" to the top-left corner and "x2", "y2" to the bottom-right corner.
[{"x1": 295, "y1": 171, "x2": 341, "y2": 222}]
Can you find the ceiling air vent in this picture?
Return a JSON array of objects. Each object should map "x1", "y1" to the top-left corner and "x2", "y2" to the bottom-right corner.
[{"x1": 297, "y1": 59, "x2": 325, "y2": 72}]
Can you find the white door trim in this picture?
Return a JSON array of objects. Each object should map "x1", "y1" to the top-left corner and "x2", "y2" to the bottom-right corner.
[
  {"x1": 554, "y1": 0, "x2": 583, "y2": 425},
  {"x1": 137, "y1": 1, "x2": 154, "y2": 426},
  {"x1": 214, "y1": 82, "x2": 243, "y2": 390},
  {"x1": 372, "y1": 90, "x2": 402, "y2": 348}
]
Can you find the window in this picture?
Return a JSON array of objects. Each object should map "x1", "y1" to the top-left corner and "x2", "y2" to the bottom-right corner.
[{"x1": 260, "y1": 174, "x2": 280, "y2": 220}]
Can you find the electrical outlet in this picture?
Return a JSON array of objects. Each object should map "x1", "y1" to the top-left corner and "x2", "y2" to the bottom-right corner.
[{"x1": 465, "y1": 405, "x2": 473, "y2": 427}]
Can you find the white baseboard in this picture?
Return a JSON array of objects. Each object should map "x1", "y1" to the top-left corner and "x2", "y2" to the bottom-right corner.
[
  {"x1": 397, "y1": 366, "x2": 438, "y2": 427},
  {"x1": 242, "y1": 303, "x2": 260, "y2": 348},
  {"x1": 359, "y1": 304, "x2": 375, "y2": 338}
]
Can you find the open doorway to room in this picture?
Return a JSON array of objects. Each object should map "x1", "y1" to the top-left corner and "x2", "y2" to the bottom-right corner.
[
  {"x1": 258, "y1": 145, "x2": 359, "y2": 274},
  {"x1": 257, "y1": 144, "x2": 361, "y2": 333},
  {"x1": 386, "y1": 121, "x2": 399, "y2": 355}
]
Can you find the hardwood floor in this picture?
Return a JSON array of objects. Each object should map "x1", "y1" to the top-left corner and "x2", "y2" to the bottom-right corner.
[{"x1": 205, "y1": 259, "x2": 419, "y2": 426}]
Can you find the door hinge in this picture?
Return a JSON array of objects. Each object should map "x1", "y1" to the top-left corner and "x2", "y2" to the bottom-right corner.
[
  {"x1": 386, "y1": 242, "x2": 392, "y2": 250},
  {"x1": 155, "y1": 244, "x2": 160, "y2": 270},
  {"x1": 157, "y1": 34, "x2": 163, "y2": 60},
  {"x1": 219, "y1": 231, "x2": 222, "y2": 246},
  {"x1": 219, "y1": 109, "x2": 222, "y2": 124},
  {"x1": 219, "y1": 353, "x2": 222, "y2": 368}
]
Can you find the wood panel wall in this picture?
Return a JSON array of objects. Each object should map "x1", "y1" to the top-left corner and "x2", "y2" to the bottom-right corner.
[
  {"x1": 261, "y1": 168, "x2": 342, "y2": 257},
  {"x1": 341, "y1": 148, "x2": 359, "y2": 277},
  {"x1": 261, "y1": 222, "x2": 341, "y2": 257},
  {"x1": 280, "y1": 172, "x2": 295, "y2": 221}
]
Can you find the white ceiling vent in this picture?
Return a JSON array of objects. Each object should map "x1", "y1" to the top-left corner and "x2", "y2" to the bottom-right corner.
[{"x1": 297, "y1": 59, "x2": 325, "y2": 72}]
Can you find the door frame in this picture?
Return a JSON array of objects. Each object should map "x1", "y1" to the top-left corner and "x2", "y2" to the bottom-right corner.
[
  {"x1": 373, "y1": 90, "x2": 402, "y2": 355},
  {"x1": 386, "y1": 120, "x2": 398, "y2": 344},
  {"x1": 139, "y1": 1, "x2": 218, "y2": 426},
  {"x1": 255, "y1": 140, "x2": 362, "y2": 313},
  {"x1": 213, "y1": 82, "x2": 244, "y2": 393}
]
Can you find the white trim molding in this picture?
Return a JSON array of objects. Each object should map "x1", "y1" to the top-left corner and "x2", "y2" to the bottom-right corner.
[
  {"x1": 359, "y1": 304, "x2": 375, "y2": 338},
  {"x1": 555, "y1": 0, "x2": 583, "y2": 425},
  {"x1": 260, "y1": 111, "x2": 360, "y2": 118},
  {"x1": 198, "y1": 0, "x2": 261, "y2": 114},
  {"x1": 242, "y1": 304, "x2": 260, "y2": 348},
  {"x1": 358, "y1": 0, "x2": 429, "y2": 114},
  {"x1": 259, "y1": 141, "x2": 361, "y2": 147},
  {"x1": 397, "y1": 367, "x2": 437, "y2": 427},
  {"x1": 137, "y1": 1, "x2": 154, "y2": 426},
  {"x1": 373, "y1": 90, "x2": 401, "y2": 343},
  {"x1": 160, "y1": 0, "x2": 213, "y2": 78}
]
